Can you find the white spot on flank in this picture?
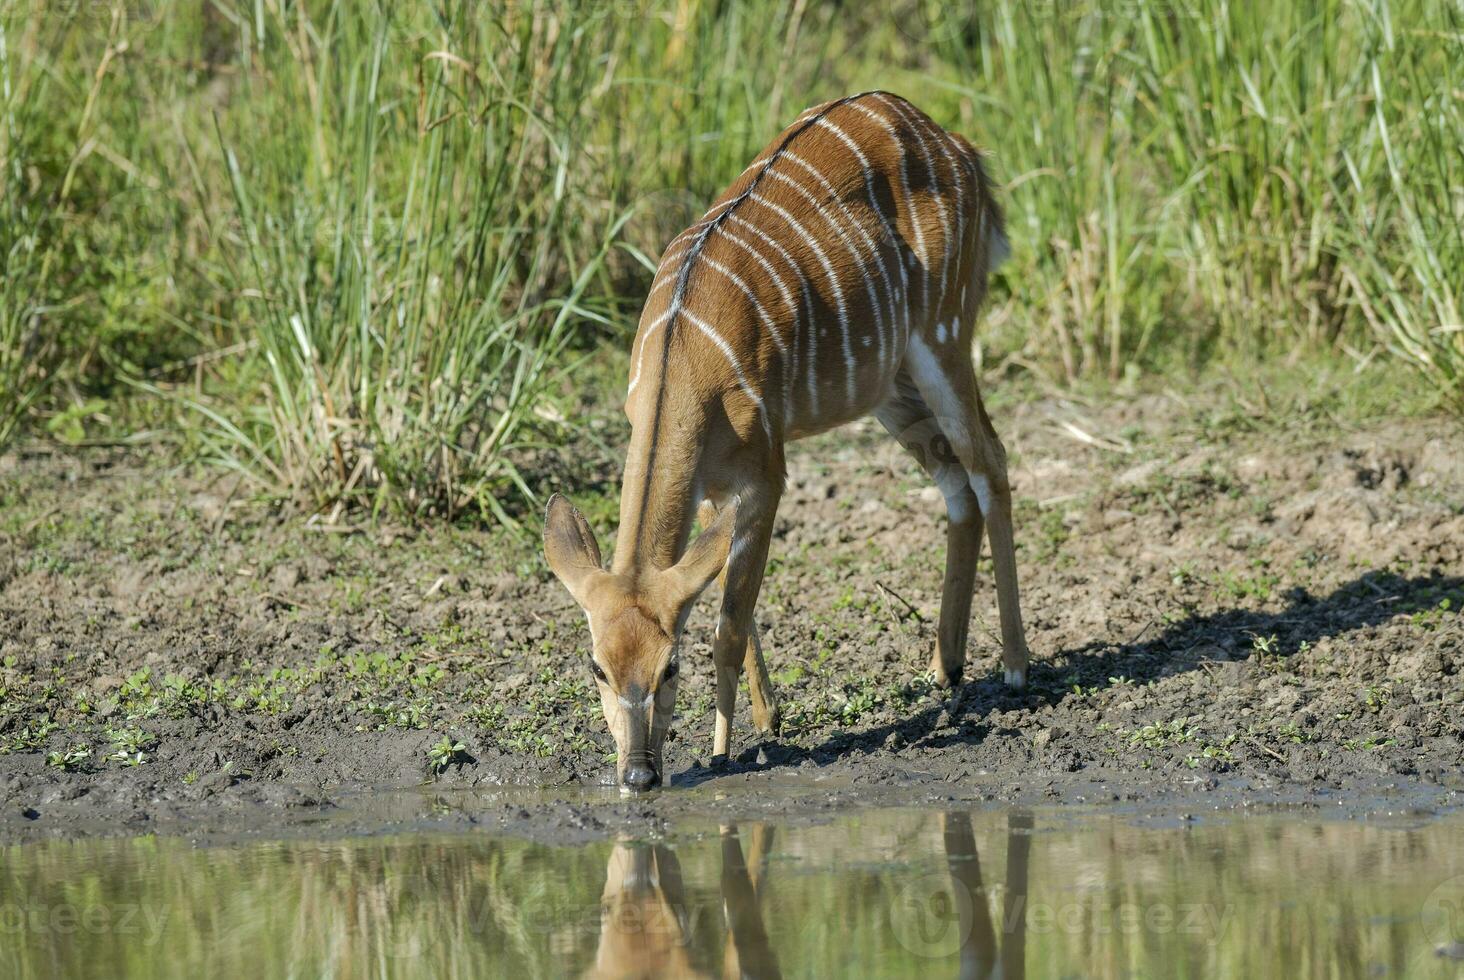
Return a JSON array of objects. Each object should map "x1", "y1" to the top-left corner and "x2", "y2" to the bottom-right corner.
[
  {"x1": 970, "y1": 473, "x2": 992, "y2": 516},
  {"x1": 905, "y1": 336, "x2": 969, "y2": 444}
]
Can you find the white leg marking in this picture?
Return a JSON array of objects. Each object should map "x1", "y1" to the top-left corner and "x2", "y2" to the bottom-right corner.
[
  {"x1": 970, "y1": 473, "x2": 992, "y2": 517},
  {"x1": 1004, "y1": 668, "x2": 1027, "y2": 689},
  {"x1": 904, "y1": 336, "x2": 969, "y2": 443},
  {"x1": 943, "y1": 487, "x2": 973, "y2": 523}
]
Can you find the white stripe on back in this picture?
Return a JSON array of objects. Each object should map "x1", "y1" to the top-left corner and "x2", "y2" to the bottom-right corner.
[
  {"x1": 875, "y1": 94, "x2": 954, "y2": 326},
  {"x1": 762, "y1": 168, "x2": 888, "y2": 379},
  {"x1": 627, "y1": 305, "x2": 677, "y2": 395},
  {"x1": 727, "y1": 214, "x2": 819, "y2": 418},
  {"x1": 846, "y1": 100, "x2": 930, "y2": 330},
  {"x1": 700, "y1": 253, "x2": 791, "y2": 423},
  {"x1": 748, "y1": 191, "x2": 856, "y2": 407},
  {"x1": 781, "y1": 150, "x2": 899, "y2": 377},
  {"x1": 680, "y1": 307, "x2": 773, "y2": 445}
]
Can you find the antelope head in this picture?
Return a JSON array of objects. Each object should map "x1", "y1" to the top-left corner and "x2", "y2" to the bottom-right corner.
[{"x1": 543, "y1": 494, "x2": 735, "y2": 793}]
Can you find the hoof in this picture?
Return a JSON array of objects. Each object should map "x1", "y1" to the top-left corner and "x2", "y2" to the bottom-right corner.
[
  {"x1": 932, "y1": 668, "x2": 963, "y2": 690},
  {"x1": 1003, "y1": 667, "x2": 1027, "y2": 689}
]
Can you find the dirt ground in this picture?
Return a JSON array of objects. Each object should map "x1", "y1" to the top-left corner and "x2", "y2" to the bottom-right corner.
[{"x1": 2, "y1": 374, "x2": 1461, "y2": 841}]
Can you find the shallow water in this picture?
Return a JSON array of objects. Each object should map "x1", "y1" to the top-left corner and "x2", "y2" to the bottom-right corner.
[{"x1": 4, "y1": 808, "x2": 1463, "y2": 978}]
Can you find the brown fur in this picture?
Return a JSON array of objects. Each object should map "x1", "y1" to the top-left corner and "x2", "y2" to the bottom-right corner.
[{"x1": 546, "y1": 91, "x2": 1029, "y2": 789}]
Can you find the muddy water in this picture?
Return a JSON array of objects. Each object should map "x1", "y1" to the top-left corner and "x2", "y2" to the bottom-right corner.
[{"x1": 4, "y1": 808, "x2": 1463, "y2": 979}]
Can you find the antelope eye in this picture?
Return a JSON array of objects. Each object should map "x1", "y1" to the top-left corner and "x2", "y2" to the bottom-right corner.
[
  {"x1": 589, "y1": 659, "x2": 607, "y2": 683},
  {"x1": 662, "y1": 659, "x2": 679, "y2": 683}
]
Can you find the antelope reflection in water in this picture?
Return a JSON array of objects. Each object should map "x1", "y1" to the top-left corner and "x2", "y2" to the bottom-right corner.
[
  {"x1": 584, "y1": 823, "x2": 779, "y2": 980},
  {"x1": 941, "y1": 809, "x2": 1032, "y2": 980},
  {"x1": 585, "y1": 812, "x2": 1031, "y2": 979}
]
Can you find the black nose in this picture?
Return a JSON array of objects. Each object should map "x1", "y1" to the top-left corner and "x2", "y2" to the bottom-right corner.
[{"x1": 622, "y1": 765, "x2": 660, "y2": 792}]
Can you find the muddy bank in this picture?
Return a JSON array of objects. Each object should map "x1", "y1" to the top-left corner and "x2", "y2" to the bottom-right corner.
[{"x1": 1, "y1": 383, "x2": 1461, "y2": 841}]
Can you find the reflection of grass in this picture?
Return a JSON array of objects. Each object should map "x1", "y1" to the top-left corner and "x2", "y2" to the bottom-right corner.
[{"x1": 2, "y1": 811, "x2": 1462, "y2": 978}]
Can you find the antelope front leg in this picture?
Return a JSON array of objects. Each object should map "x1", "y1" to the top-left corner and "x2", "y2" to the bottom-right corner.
[
  {"x1": 699, "y1": 501, "x2": 781, "y2": 738},
  {"x1": 710, "y1": 485, "x2": 781, "y2": 763}
]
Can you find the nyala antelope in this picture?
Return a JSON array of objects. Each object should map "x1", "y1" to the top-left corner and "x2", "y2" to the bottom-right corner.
[{"x1": 545, "y1": 91, "x2": 1030, "y2": 793}]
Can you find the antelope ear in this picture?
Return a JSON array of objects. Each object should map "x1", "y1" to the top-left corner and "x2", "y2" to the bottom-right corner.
[
  {"x1": 543, "y1": 493, "x2": 605, "y2": 607},
  {"x1": 660, "y1": 497, "x2": 738, "y2": 615}
]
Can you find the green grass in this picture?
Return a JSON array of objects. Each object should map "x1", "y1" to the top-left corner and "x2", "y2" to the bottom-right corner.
[{"x1": 1, "y1": 0, "x2": 1459, "y2": 522}]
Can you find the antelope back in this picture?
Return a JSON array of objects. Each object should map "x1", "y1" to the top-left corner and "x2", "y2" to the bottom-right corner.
[{"x1": 627, "y1": 91, "x2": 1006, "y2": 444}]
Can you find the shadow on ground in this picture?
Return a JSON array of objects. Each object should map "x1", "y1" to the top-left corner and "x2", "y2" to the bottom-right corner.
[{"x1": 679, "y1": 570, "x2": 1461, "y2": 782}]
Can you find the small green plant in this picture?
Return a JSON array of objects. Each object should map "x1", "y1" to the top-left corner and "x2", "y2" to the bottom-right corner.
[
  {"x1": 429, "y1": 736, "x2": 468, "y2": 774},
  {"x1": 1249, "y1": 632, "x2": 1289, "y2": 673},
  {"x1": 1185, "y1": 743, "x2": 1235, "y2": 768},
  {"x1": 1342, "y1": 736, "x2": 1396, "y2": 751},
  {"x1": 1275, "y1": 722, "x2": 1308, "y2": 744},
  {"x1": 1363, "y1": 685, "x2": 1391, "y2": 712},
  {"x1": 104, "y1": 726, "x2": 154, "y2": 761},
  {"x1": 46, "y1": 745, "x2": 90, "y2": 770},
  {"x1": 1129, "y1": 719, "x2": 1194, "y2": 750}
]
